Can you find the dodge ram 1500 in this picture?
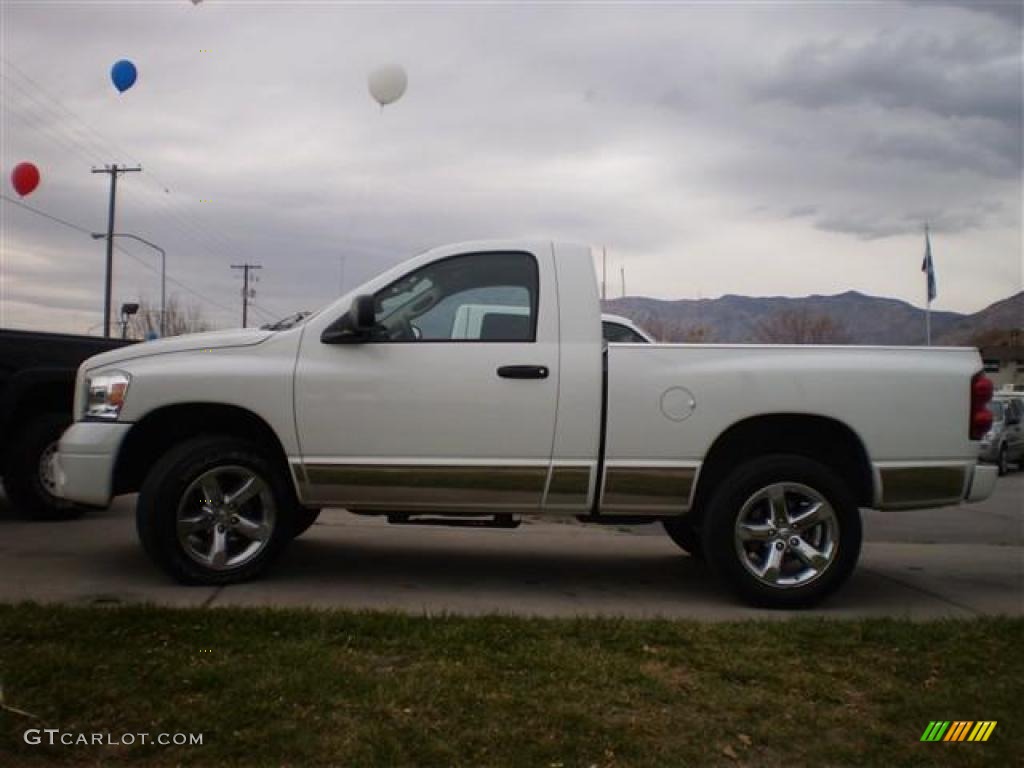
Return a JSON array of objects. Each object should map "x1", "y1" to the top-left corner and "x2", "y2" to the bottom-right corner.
[{"x1": 54, "y1": 240, "x2": 997, "y2": 607}]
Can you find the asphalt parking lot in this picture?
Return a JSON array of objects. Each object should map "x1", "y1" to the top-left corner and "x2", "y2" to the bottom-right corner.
[{"x1": 0, "y1": 473, "x2": 1020, "y2": 620}]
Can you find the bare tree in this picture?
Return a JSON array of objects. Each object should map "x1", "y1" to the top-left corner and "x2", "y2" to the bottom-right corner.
[
  {"x1": 126, "y1": 295, "x2": 213, "y2": 339},
  {"x1": 632, "y1": 315, "x2": 714, "y2": 343},
  {"x1": 676, "y1": 324, "x2": 713, "y2": 343},
  {"x1": 755, "y1": 309, "x2": 849, "y2": 344},
  {"x1": 968, "y1": 328, "x2": 1021, "y2": 348}
]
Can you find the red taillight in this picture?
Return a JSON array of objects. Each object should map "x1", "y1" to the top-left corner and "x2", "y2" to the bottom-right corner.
[{"x1": 970, "y1": 373, "x2": 994, "y2": 440}]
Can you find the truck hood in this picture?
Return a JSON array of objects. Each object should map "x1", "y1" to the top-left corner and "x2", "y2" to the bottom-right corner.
[{"x1": 82, "y1": 328, "x2": 273, "y2": 370}]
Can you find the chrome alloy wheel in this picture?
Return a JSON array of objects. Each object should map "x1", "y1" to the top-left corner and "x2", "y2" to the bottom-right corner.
[
  {"x1": 38, "y1": 441, "x2": 59, "y2": 496},
  {"x1": 176, "y1": 465, "x2": 276, "y2": 571},
  {"x1": 733, "y1": 482, "x2": 839, "y2": 589}
]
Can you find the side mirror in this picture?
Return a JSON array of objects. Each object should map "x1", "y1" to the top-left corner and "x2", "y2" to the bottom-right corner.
[
  {"x1": 320, "y1": 295, "x2": 377, "y2": 344},
  {"x1": 351, "y1": 295, "x2": 376, "y2": 332}
]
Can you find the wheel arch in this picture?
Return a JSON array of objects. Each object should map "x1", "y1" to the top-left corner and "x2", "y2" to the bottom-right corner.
[
  {"x1": 692, "y1": 413, "x2": 874, "y2": 518},
  {"x1": 113, "y1": 402, "x2": 294, "y2": 497}
]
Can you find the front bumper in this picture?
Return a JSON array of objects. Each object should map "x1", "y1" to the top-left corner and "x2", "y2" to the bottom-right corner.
[
  {"x1": 965, "y1": 463, "x2": 998, "y2": 503},
  {"x1": 53, "y1": 421, "x2": 132, "y2": 506}
]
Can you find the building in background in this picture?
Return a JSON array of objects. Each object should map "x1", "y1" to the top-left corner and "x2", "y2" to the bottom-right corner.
[{"x1": 981, "y1": 343, "x2": 1024, "y2": 390}]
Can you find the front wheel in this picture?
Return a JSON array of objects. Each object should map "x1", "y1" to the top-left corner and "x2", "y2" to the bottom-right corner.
[
  {"x1": 702, "y1": 455, "x2": 862, "y2": 609},
  {"x1": 2, "y1": 413, "x2": 85, "y2": 521},
  {"x1": 137, "y1": 436, "x2": 294, "y2": 585}
]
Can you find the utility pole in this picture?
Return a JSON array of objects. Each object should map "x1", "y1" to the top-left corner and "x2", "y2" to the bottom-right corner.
[
  {"x1": 92, "y1": 164, "x2": 142, "y2": 337},
  {"x1": 231, "y1": 263, "x2": 262, "y2": 328},
  {"x1": 620, "y1": 266, "x2": 626, "y2": 298}
]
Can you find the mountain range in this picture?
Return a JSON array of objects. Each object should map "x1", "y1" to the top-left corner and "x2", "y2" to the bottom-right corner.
[{"x1": 601, "y1": 290, "x2": 1023, "y2": 345}]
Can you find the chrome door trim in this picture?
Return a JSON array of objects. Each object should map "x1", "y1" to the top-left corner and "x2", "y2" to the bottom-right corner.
[
  {"x1": 295, "y1": 461, "x2": 549, "y2": 510},
  {"x1": 542, "y1": 464, "x2": 593, "y2": 509},
  {"x1": 599, "y1": 462, "x2": 698, "y2": 514}
]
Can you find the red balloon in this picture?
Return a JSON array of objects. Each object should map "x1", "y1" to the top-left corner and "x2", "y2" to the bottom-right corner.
[{"x1": 11, "y1": 162, "x2": 40, "y2": 197}]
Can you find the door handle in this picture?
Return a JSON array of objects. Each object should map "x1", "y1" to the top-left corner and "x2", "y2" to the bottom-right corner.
[{"x1": 497, "y1": 365, "x2": 549, "y2": 379}]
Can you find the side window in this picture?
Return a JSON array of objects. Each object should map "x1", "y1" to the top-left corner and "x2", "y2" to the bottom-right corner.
[{"x1": 371, "y1": 252, "x2": 538, "y2": 342}]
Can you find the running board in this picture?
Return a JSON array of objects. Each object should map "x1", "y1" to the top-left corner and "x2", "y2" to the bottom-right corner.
[{"x1": 386, "y1": 513, "x2": 521, "y2": 529}]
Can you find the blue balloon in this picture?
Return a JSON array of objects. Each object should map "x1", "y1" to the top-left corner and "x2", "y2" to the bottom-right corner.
[{"x1": 111, "y1": 59, "x2": 137, "y2": 93}]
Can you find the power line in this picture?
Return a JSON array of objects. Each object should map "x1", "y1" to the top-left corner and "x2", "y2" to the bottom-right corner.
[
  {"x1": 2, "y1": 56, "x2": 245, "y2": 271},
  {"x1": 0, "y1": 79, "x2": 241, "y2": 269},
  {"x1": 2, "y1": 193, "x2": 237, "y2": 322},
  {"x1": 0, "y1": 72, "x2": 110, "y2": 165},
  {"x1": 0, "y1": 192, "x2": 94, "y2": 235},
  {"x1": 1, "y1": 58, "x2": 135, "y2": 163},
  {"x1": 1, "y1": 57, "x2": 287, "y2": 328}
]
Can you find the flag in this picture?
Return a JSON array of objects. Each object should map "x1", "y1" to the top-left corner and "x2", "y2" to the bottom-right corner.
[{"x1": 922, "y1": 227, "x2": 937, "y2": 303}]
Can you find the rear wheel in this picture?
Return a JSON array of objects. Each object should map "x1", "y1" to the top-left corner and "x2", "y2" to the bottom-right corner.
[
  {"x1": 290, "y1": 507, "x2": 321, "y2": 538},
  {"x1": 137, "y1": 435, "x2": 294, "y2": 585},
  {"x1": 2, "y1": 413, "x2": 85, "y2": 521},
  {"x1": 662, "y1": 517, "x2": 703, "y2": 559},
  {"x1": 702, "y1": 455, "x2": 862, "y2": 609}
]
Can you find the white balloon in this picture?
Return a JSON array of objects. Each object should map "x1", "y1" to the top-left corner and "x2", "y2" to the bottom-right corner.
[{"x1": 368, "y1": 65, "x2": 408, "y2": 107}]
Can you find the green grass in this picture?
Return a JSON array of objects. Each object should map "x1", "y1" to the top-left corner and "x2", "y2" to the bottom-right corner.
[{"x1": 0, "y1": 604, "x2": 1020, "y2": 767}]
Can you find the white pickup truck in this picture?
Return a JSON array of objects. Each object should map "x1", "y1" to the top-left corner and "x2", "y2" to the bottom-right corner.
[{"x1": 54, "y1": 240, "x2": 997, "y2": 607}]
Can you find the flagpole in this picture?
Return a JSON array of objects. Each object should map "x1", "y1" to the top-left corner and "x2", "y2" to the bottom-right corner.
[
  {"x1": 924, "y1": 223, "x2": 932, "y2": 346},
  {"x1": 925, "y1": 224, "x2": 933, "y2": 348}
]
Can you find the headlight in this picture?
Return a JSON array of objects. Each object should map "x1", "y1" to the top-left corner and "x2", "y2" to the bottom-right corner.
[{"x1": 85, "y1": 371, "x2": 131, "y2": 420}]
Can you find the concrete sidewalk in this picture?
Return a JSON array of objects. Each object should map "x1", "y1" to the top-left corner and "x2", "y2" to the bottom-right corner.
[{"x1": 1, "y1": 495, "x2": 1020, "y2": 620}]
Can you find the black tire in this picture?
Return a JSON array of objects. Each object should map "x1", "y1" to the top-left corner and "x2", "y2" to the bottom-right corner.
[
  {"x1": 2, "y1": 413, "x2": 85, "y2": 521},
  {"x1": 997, "y1": 445, "x2": 1008, "y2": 476},
  {"x1": 662, "y1": 517, "x2": 704, "y2": 559},
  {"x1": 702, "y1": 454, "x2": 862, "y2": 609},
  {"x1": 290, "y1": 507, "x2": 321, "y2": 538},
  {"x1": 136, "y1": 435, "x2": 294, "y2": 585}
]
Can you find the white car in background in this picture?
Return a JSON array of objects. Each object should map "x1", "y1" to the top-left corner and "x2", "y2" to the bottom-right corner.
[
  {"x1": 979, "y1": 394, "x2": 1024, "y2": 475},
  {"x1": 452, "y1": 304, "x2": 653, "y2": 344},
  {"x1": 601, "y1": 314, "x2": 654, "y2": 344}
]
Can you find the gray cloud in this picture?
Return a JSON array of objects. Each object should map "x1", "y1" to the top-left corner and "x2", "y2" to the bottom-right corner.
[
  {"x1": 813, "y1": 200, "x2": 1003, "y2": 241},
  {"x1": 1, "y1": 1, "x2": 1020, "y2": 333},
  {"x1": 909, "y1": 1, "x2": 1024, "y2": 27}
]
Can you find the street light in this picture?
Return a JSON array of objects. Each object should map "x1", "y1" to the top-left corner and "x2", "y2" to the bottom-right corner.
[
  {"x1": 119, "y1": 302, "x2": 139, "y2": 340},
  {"x1": 92, "y1": 232, "x2": 167, "y2": 337}
]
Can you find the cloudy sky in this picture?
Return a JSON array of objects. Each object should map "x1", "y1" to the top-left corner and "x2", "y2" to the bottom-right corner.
[{"x1": 1, "y1": 0, "x2": 1021, "y2": 334}]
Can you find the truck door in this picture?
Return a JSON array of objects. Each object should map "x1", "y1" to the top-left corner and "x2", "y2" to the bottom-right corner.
[{"x1": 293, "y1": 249, "x2": 559, "y2": 512}]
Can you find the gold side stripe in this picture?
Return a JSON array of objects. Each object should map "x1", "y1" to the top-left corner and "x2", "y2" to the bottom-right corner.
[
  {"x1": 601, "y1": 466, "x2": 695, "y2": 510},
  {"x1": 302, "y1": 463, "x2": 548, "y2": 507},
  {"x1": 545, "y1": 466, "x2": 591, "y2": 506},
  {"x1": 879, "y1": 466, "x2": 966, "y2": 510}
]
